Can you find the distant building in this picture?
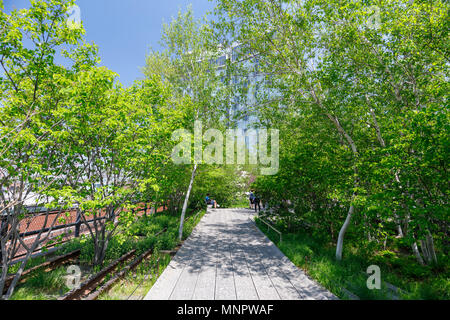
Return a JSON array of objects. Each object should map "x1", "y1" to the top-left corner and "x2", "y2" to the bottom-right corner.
[
  {"x1": 208, "y1": 42, "x2": 278, "y2": 154},
  {"x1": 211, "y1": 43, "x2": 263, "y2": 131}
]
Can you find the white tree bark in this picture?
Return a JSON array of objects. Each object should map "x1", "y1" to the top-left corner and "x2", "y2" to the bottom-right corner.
[
  {"x1": 324, "y1": 113, "x2": 359, "y2": 261},
  {"x1": 426, "y1": 231, "x2": 437, "y2": 264},
  {"x1": 178, "y1": 163, "x2": 198, "y2": 242},
  {"x1": 411, "y1": 241, "x2": 425, "y2": 266},
  {"x1": 336, "y1": 202, "x2": 355, "y2": 261},
  {"x1": 419, "y1": 231, "x2": 438, "y2": 265},
  {"x1": 420, "y1": 239, "x2": 431, "y2": 263}
]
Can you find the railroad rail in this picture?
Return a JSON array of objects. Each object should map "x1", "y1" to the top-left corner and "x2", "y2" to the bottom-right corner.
[
  {"x1": 7, "y1": 209, "x2": 203, "y2": 300},
  {"x1": 3, "y1": 249, "x2": 81, "y2": 294},
  {"x1": 58, "y1": 224, "x2": 174, "y2": 300},
  {"x1": 85, "y1": 248, "x2": 154, "y2": 300},
  {"x1": 59, "y1": 249, "x2": 137, "y2": 300}
]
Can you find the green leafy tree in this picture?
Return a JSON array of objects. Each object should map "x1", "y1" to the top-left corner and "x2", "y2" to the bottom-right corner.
[
  {"x1": 143, "y1": 7, "x2": 228, "y2": 241},
  {"x1": 0, "y1": 0, "x2": 98, "y2": 299},
  {"x1": 55, "y1": 69, "x2": 177, "y2": 266},
  {"x1": 213, "y1": 0, "x2": 448, "y2": 263}
]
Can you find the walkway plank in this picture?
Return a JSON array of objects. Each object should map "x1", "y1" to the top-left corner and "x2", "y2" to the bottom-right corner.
[
  {"x1": 144, "y1": 208, "x2": 337, "y2": 300},
  {"x1": 231, "y1": 249, "x2": 259, "y2": 300},
  {"x1": 214, "y1": 210, "x2": 237, "y2": 300}
]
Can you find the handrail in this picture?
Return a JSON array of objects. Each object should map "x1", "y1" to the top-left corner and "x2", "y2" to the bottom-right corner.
[{"x1": 257, "y1": 216, "x2": 282, "y2": 243}]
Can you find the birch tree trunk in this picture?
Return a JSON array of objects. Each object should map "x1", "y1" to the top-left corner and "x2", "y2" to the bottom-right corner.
[
  {"x1": 426, "y1": 231, "x2": 438, "y2": 264},
  {"x1": 412, "y1": 241, "x2": 425, "y2": 266},
  {"x1": 420, "y1": 239, "x2": 430, "y2": 263},
  {"x1": 325, "y1": 113, "x2": 359, "y2": 261},
  {"x1": 336, "y1": 201, "x2": 355, "y2": 261},
  {"x1": 370, "y1": 108, "x2": 406, "y2": 238},
  {"x1": 419, "y1": 230, "x2": 438, "y2": 265},
  {"x1": 178, "y1": 163, "x2": 198, "y2": 242}
]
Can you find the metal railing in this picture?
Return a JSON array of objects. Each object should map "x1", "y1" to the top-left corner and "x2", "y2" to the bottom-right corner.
[
  {"x1": 257, "y1": 216, "x2": 282, "y2": 243},
  {"x1": 3, "y1": 203, "x2": 158, "y2": 261}
]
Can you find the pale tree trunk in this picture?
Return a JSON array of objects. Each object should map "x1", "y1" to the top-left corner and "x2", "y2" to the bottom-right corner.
[
  {"x1": 336, "y1": 202, "x2": 355, "y2": 261},
  {"x1": 310, "y1": 87, "x2": 360, "y2": 261},
  {"x1": 396, "y1": 220, "x2": 404, "y2": 238},
  {"x1": 420, "y1": 230, "x2": 437, "y2": 265},
  {"x1": 369, "y1": 104, "x2": 433, "y2": 265},
  {"x1": 369, "y1": 103, "x2": 407, "y2": 239},
  {"x1": 401, "y1": 202, "x2": 428, "y2": 265},
  {"x1": 411, "y1": 241, "x2": 425, "y2": 266},
  {"x1": 420, "y1": 239, "x2": 430, "y2": 263},
  {"x1": 426, "y1": 231, "x2": 437, "y2": 264},
  {"x1": 325, "y1": 113, "x2": 359, "y2": 261},
  {"x1": 410, "y1": 231, "x2": 436, "y2": 266},
  {"x1": 178, "y1": 163, "x2": 198, "y2": 242}
]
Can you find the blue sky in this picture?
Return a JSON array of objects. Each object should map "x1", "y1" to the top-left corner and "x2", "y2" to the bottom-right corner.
[{"x1": 5, "y1": 0, "x2": 216, "y2": 87}]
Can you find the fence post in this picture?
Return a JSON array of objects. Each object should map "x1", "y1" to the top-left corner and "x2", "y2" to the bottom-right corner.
[{"x1": 74, "y1": 208, "x2": 81, "y2": 238}]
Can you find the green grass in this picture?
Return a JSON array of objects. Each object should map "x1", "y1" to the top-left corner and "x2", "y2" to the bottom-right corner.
[
  {"x1": 99, "y1": 209, "x2": 206, "y2": 300},
  {"x1": 8, "y1": 209, "x2": 206, "y2": 300},
  {"x1": 98, "y1": 252, "x2": 172, "y2": 300},
  {"x1": 255, "y1": 218, "x2": 450, "y2": 300},
  {"x1": 228, "y1": 198, "x2": 252, "y2": 209},
  {"x1": 7, "y1": 255, "x2": 48, "y2": 274},
  {"x1": 10, "y1": 266, "x2": 70, "y2": 300}
]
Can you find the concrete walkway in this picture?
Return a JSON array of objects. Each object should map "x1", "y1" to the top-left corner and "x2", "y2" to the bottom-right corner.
[{"x1": 144, "y1": 208, "x2": 337, "y2": 300}]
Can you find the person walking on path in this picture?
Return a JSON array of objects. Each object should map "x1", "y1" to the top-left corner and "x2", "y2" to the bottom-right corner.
[
  {"x1": 253, "y1": 193, "x2": 261, "y2": 212},
  {"x1": 249, "y1": 191, "x2": 255, "y2": 209}
]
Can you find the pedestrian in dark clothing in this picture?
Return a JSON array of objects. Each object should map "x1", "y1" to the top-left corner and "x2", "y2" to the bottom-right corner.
[
  {"x1": 254, "y1": 193, "x2": 261, "y2": 212},
  {"x1": 249, "y1": 191, "x2": 255, "y2": 209}
]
